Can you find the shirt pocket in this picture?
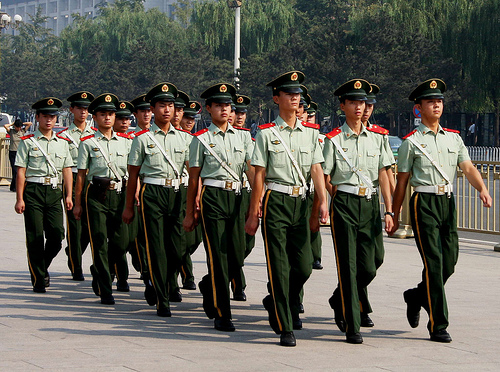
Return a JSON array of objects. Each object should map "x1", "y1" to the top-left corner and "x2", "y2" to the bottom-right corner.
[
  {"x1": 174, "y1": 148, "x2": 186, "y2": 164},
  {"x1": 53, "y1": 153, "x2": 65, "y2": 170},
  {"x1": 89, "y1": 150, "x2": 107, "y2": 169},
  {"x1": 145, "y1": 146, "x2": 162, "y2": 166},
  {"x1": 203, "y1": 150, "x2": 219, "y2": 168},
  {"x1": 447, "y1": 146, "x2": 458, "y2": 166},
  {"x1": 336, "y1": 149, "x2": 352, "y2": 172},
  {"x1": 366, "y1": 148, "x2": 381, "y2": 169},
  {"x1": 233, "y1": 146, "x2": 245, "y2": 164},
  {"x1": 269, "y1": 148, "x2": 286, "y2": 168},
  {"x1": 28, "y1": 148, "x2": 45, "y2": 168},
  {"x1": 414, "y1": 149, "x2": 432, "y2": 167},
  {"x1": 115, "y1": 150, "x2": 128, "y2": 169},
  {"x1": 299, "y1": 146, "x2": 312, "y2": 168}
]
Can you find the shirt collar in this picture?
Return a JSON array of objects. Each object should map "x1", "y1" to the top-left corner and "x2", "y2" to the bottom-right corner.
[
  {"x1": 34, "y1": 129, "x2": 58, "y2": 141},
  {"x1": 208, "y1": 122, "x2": 234, "y2": 135},
  {"x1": 341, "y1": 122, "x2": 368, "y2": 138},
  {"x1": 418, "y1": 123, "x2": 445, "y2": 136},
  {"x1": 94, "y1": 130, "x2": 118, "y2": 141},
  {"x1": 274, "y1": 116, "x2": 303, "y2": 131},
  {"x1": 150, "y1": 122, "x2": 176, "y2": 135}
]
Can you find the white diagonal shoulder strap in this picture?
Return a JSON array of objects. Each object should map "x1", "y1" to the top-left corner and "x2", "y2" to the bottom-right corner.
[
  {"x1": 29, "y1": 137, "x2": 59, "y2": 177},
  {"x1": 196, "y1": 134, "x2": 241, "y2": 182},
  {"x1": 406, "y1": 136, "x2": 451, "y2": 185},
  {"x1": 268, "y1": 126, "x2": 308, "y2": 190},
  {"x1": 145, "y1": 131, "x2": 181, "y2": 179},
  {"x1": 330, "y1": 137, "x2": 376, "y2": 192},
  {"x1": 89, "y1": 137, "x2": 122, "y2": 182},
  {"x1": 62, "y1": 130, "x2": 79, "y2": 147}
]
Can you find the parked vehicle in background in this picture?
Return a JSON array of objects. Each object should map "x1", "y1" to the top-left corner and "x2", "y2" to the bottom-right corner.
[{"x1": 388, "y1": 135, "x2": 403, "y2": 157}]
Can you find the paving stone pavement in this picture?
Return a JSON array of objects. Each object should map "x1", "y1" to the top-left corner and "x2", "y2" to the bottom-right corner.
[{"x1": 1, "y1": 187, "x2": 499, "y2": 371}]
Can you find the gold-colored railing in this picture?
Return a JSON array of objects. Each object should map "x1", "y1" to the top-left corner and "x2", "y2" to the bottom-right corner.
[{"x1": 0, "y1": 137, "x2": 12, "y2": 185}]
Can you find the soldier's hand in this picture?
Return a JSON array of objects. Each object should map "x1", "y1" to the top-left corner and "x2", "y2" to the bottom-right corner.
[
  {"x1": 389, "y1": 219, "x2": 399, "y2": 236},
  {"x1": 480, "y1": 190, "x2": 492, "y2": 208},
  {"x1": 309, "y1": 215, "x2": 320, "y2": 233},
  {"x1": 122, "y1": 206, "x2": 135, "y2": 225},
  {"x1": 245, "y1": 215, "x2": 259, "y2": 236},
  {"x1": 384, "y1": 214, "x2": 394, "y2": 234},
  {"x1": 183, "y1": 213, "x2": 196, "y2": 232},
  {"x1": 65, "y1": 197, "x2": 73, "y2": 211},
  {"x1": 14, "y1": 200, "x2": 25, "y2": 214},
  {"x1": 73, "y1": 205, "x2": 82, "y2": 220},
  {"x1": 319, "y1": 203, "x2": 329, "y2": 225}
]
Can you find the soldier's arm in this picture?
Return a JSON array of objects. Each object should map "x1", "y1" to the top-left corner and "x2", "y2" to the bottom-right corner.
[
  {"x1": 389, "y1": 172, "x2": 410, "y2": 235},
  {"x1": 14, "y1": 167, "x2": 26, "y2": 214},
  {"x1": 245, "y1": 165, "x2": 266, "y2": 236},
  {"x1": 62, "y1": 167, "x2": 73, "y2": 210},
  {"x1": 379, "y1": 167, "x2": 393, "y2": 233},
  {"x1": 123, "y1": 165, "x2": 141, "y2": 224},
  {"x1": 183, "y1": 166, "x2": 202, "y2": 232},
  {"x1": 459, "y1": 160, "x2": 492, "y2": 207},
  {"x1": 245, "y1": 159, "x2": 255, "y2": 188},
  {"x1": 73, "y1": 169, "x2": 86, "y2": 220}
]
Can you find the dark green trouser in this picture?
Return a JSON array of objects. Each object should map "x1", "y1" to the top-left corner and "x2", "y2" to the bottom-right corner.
[
  {"x1": 110, "y1": 220, "x2": 129, "y2": 283},
  {"x1": 180, "y1": 222, "x2": 202, "y2": 285},
  {"x1": 330, "y1": 191, "x2": 379, "y2": 334},
  {"x1": 128, "y1": 200, "x2": 149, "y2": 278},
  {"x1": 308, "y1": 190, "x2": 322, "y2": 262},
  {"x1": 85, "y1": 183, "x2": 127, "y2": 297},
  {"x1": 24, "y1": 182, "x2": 65, "y2": 289},
  {"x1": 199, "y1": 186, "x2": 244, "y2": 319},
  {"x1": 140, "y1": 183, "x2": 184, "y2": 311},
  {"x1": 230, "y1": 187, "x2": 255, "y2": 293},
  {"x1": 64, "y1": 173, "x2": 90, "y2": 277},
  {"x1": 409, "y1": 192, "x2": 458, "y2": 333},
  {"x1": 262, "y1": 189, "x2": 312, "y2": 333}
]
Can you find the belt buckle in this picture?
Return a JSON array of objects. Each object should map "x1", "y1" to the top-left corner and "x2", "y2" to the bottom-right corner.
[
  {"x1": 225, "y1": 181, "x2": 233, "y2": 190},
  {"x1": 292, "y1": 186, "x2": 300, "y2": 197},
  {"x1": 438, "y1": 185, "x2": 445, "y2": 194},
  {"x1": 109, "y1": 181, "x2": 116, "y2": 190},
  {"x1": 165, "y1": 179, "x2": 172, "y2": 187},
  {"x1": 358, "y1": 187, "x2": 367, "y2": 196},
  {"x1": 44, "y1": 177, "x2": 51, "y2": 185}
]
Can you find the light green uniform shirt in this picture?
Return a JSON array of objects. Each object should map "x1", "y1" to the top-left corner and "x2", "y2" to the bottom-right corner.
[
  {"x1": 318, "y1": 133, "x2": 326, "y2": 150},
  {"x1": 251, "y1": 116, "x2": 324, "y2": 186},
  {"x1": 77, "y1": 130, "x2": 131, "y2": 180},
  {"x1": 128, "y1": 122, "x2": 189, "y2": 179},
  {"x1": 397, "y1": 123, "x2": 470, "y2": 187},
  {"x1": 190, "y1": 123, "x2": 251, "y2": 180},
  {"x1": 322, "y1": 123, "x2": 392, "y2": 187},
  {"x1": 15, "y1": 129, "x2": 74, "y2": 177},
  {"x1": 367, "y1": 122, "x2": 395, "y2": 165},
  {"x1": 59, "y1": 122, "x2": 95, "y2": 163}
]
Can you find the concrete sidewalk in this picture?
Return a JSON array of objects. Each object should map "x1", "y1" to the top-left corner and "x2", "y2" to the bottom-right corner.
[{"x1": 0, "y1": 186, "x2": 499, "y2": 371}]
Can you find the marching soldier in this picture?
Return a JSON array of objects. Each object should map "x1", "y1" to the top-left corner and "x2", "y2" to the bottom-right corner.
[
  {"x1": 60, "y1": 91, "x2": 95, "y2": 281},
  {"x1": 322, "y1": 79, "x2": 393, "y2": 344},
  {"x1": 131, "y1": 94, "x2": 152, "y2": 132},
  {"x1": 390, "y1": 79, "x2": 492, "y2": 342},
  {"x1": 306, "y1": 102, "x2": 318, "y2": 124},
  {"x1": 245, "y1": 71, "x2": 328, "y2": 347},
  {"x1": 73, "y1": 93, "x2": 131, "y2": 305},
  {"x1": 14, "y1": 97, "x2": 74, "y2": 293},
  {"x1": 123, "y1": 82, "x2": 189, "y2": 317},
  {"x1": 183, "y1": 83, "x2": 254, "y2": 332}
]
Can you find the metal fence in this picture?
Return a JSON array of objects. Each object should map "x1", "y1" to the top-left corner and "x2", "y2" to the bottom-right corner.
[{"x1": 467, "y1": 146, "x2": 500, "y2": 162}]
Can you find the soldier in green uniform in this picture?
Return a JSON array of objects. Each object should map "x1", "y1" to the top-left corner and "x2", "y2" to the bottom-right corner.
[
  {"x1": 306, "y1": 101, "x2": 318, "y2": 124},
  {"x1": 73, "y1": 93, "x2": 131, "y2": 305},
  {"x1": 123, "y1": 82, "x2": 189, "y2": 317},
  {"x1": 60, "y1": 91, "x2": 95, "y2": 281},
  {"x1": 390, "y1": 79, "x2": 492, "y2": 342},
  {"x1": 14, "y1": 97, "x2": 74, "y2": 293},
  {"x1": 245, "y1": 71, "x2": 328, "y2": 347},
  {"x1": 131, "y1": 94, "x2": 152, "y2": 132},
  {"x1": 229, "y1": 94, "x2": 254, "y2": 301},
  {"x1": 183, "y1": 83, "x2": 254, "y2": 332},
  {"x1": 322, "y1": 79, "x2": 393, "y2": 344}
]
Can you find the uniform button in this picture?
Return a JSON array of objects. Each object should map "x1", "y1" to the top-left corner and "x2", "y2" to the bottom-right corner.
[
  {"x1": 292, "y1": 149, "x2": 295, "y2": 152},
  {"x1": 359, "y1": 155, "x2": 361, "y2": 157},
  {"x1": 439, "y1": 151, "x2": 441, "y2": 153},
  {"x1": 440, "y1": 164, "x2": 443, "y2": 167},
  {"x1": 229, "y1": 163, "x2": 232, "y2": 165}
]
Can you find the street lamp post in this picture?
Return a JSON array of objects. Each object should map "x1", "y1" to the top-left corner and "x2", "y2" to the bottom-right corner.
[
  {"x1": 227, "y1": 1, "x2": 242, "y2": 91},
  {"x1": 0, "y1": 3, "x2": 23, "y2": 33}
]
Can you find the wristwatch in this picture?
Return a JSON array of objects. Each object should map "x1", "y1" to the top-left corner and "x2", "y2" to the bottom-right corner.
[{"x1": 384, "y1": 212, "x2": 395, "y2": 218}]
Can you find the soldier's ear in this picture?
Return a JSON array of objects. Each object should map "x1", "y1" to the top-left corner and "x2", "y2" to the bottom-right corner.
[{"x1": 272, "y1": 95, "x2": 280, "y2": 105}]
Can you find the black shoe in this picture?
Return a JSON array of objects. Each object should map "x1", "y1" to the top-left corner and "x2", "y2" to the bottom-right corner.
[
  {"x1": 72, "y1": 272, "x2": 85, "y2": 281},
  {"x1": 280, "y1": 331, "x2": 296, "y2": 347},
  {"x1": 403, "y1": 289, "x2": 421, "y2": 328},
  {"x1": 182, "y1": 280, "x2": 196, "y2": 290},
  {"x1": 169, "y1": 288, "x2": 182, "y2": 302},
  {"x1": 157, "y1": 308, "x2": 172, "y2": 317},
  {"x1": 33, "y1": 286, "x2": 46, "y2": 293},
  {"x1": 346, "y1": 332, "x2": 363, "y2": 344},
  {"x1": 292, "y1": 315, "x2": 302, "y2": 330},
  {"x1": 328, "y1": 294, "x2": 346, "y2": 333},
  {"x1": 233, "y1": 290, "x2": 247, "y2": 301},
  {"x1": 116, "y1": 280, "x2": 130, "y2": 292},
  {"x1": 214, "y1": 318, "x2": 235, "y2": 332},
  {"x1": 312, "y1": 260, "x2": 323, "y2": 270},
  {"x1": 144, "y1": 281, "x2": 156, "y2": 306},
  {"x1": 360, "y1": 313, "x2": 374, "y2": 327},
  {"x1": 44, "y1": 272, "x2": 50, "y2": 287},
  {"x1": 263, "y1": 295, "x2": 281, "y2": 334},
  {"x1": 430, "y1": 329, "x2": 452, "y2": 343},
  {"x1": 299, "y1": 303, "x2": 304, "y2": 314},
  {"x1": 100, "y1": 295, "x2": 115, "y2": 305},
  {"x1": 90, "y1": 265, "x2": 99, "y2": 296}
]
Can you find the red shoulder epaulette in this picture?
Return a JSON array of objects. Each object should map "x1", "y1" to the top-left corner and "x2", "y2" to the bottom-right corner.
[
  {"x1": 251, "y1": 137, "x2": 255, "y2": 141},
  {"x1": 175, "y1": 127, "x2": 193, "y2": 135},
  {"x1": 402, "y1": 129, "x2": 417, "y2": 140},
  {"x1": 56, "y1": 134, "x2": 72, "y2": 142},
  {"x1": 366, "y1": 124, "x2": 389, "y2": 135},
  {"x1": 81, "y1": 134, "x2": 95, "y2": 141},
  {"x1": 91, "y1": 126, "x2": 98, "y2": 131},
  {"x1": 21, "y1": 134, "x2": 34, "y2": 140},
  {"x1": 318, "y1": 138, "x2": 324, "y2": 143},
  {"x1": 443, "y1": 128, "x2": 460, "y2": 134},
  {"x1": 194, "y1": 128, "x2": 209, "y2": 136},
  {"x1": 116, "y1": 132, "x2": 132, "y2": 139},
  {"x1": 325, "y1": 128, "x2": 341, "y2": 139},
  {"x1": 135, "y1": 129, "x2": 149, "y2": 136},
  {"x1": 58, "y1": 127, "x2": 69, "y2": 133},
  {"x1": 233, "y1": 126, "x2": 250, "y2": 131},
  {"x1": 302, "y1": 121, "x2": 320, "y2": 130},
  {"x1": 126, "y1": 130, "x2": 136, "y2": 138},
  {"x1": 258, "y1": 123, "x2": 275, "y2": 130}
]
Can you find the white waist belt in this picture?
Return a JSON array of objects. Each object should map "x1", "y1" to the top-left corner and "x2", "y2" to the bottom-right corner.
[
  {"x1": 203, "y1": 179, "x2": 241, "y2": 194},
  {"x1": 267, "y1": 182, "x2": 306, "y2": 198},
  {"x1": 26, "y1": 176, "x2": 59, "y2": 188},
  {"x1": 337, "y1": 184, "x2": 376, "y2": 199},
  {"x1": 181, "y1": 176, "x2": 189, "y2": 187},
  {"x1": 143, "y1": 177, "x2": 180, "y2": 190},
  {"x1": 243, "y1": 180, "x2": 251, "y2": 190},
  {"x1": 414, "y1": 184, "x2": 453, "y2": 195},
  {"x1": 71, "y1": 167, "x2": 78, "y2": 174}
]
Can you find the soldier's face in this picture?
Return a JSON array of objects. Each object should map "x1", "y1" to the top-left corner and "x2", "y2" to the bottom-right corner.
[
  {"x1": 362, "y1": 103, "x2": 374, "y2": 123},
  {"x1": 296, "y1": 104, "x2": 304, "y2": 118},
  {"x1": 228, "y1": 110, "x2": 236, "y2": 125},
  {"x1": 417, "y1": 99, "x2": 443, "y2": 120},
  {"x1": 70, "y1": 105, "x2": 89, "y2": 123},
  {"x1": 172, "y1": 107, "x2": 184, "y2": 127},
  {"x1": 36, "y1": 113, "x2": 57, "y2": 130},
  {"x1": 114, "y1": 117, "x2": 130, "y2": 133},
  {"x1": 273, "y1": 92, "x2": 300, "y2": 112},
  {"x1": 180, "y1": 116, "x2": 195, "y2": 132},
  {"x1": 134, "y1": 108, "x2": 151, "y2": 127},
  {"x1": 307, "y1": 114, "x2": 316, "y2": 124},
  {"x1": 234, "y1": 112, "x2": 247, "y2": 127},
  {"x1": 340, "y1": 99, "x2": 365, "y2": 122},
  {"x1": 152, "y1": 101, "x2": 175, "y2": 126},
  {"x1": 93, "y1": 111, "x2": 115, "y2": 129},
  {"x1": 206, "y1": 102, "x2": 231, "y2": 124}
]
